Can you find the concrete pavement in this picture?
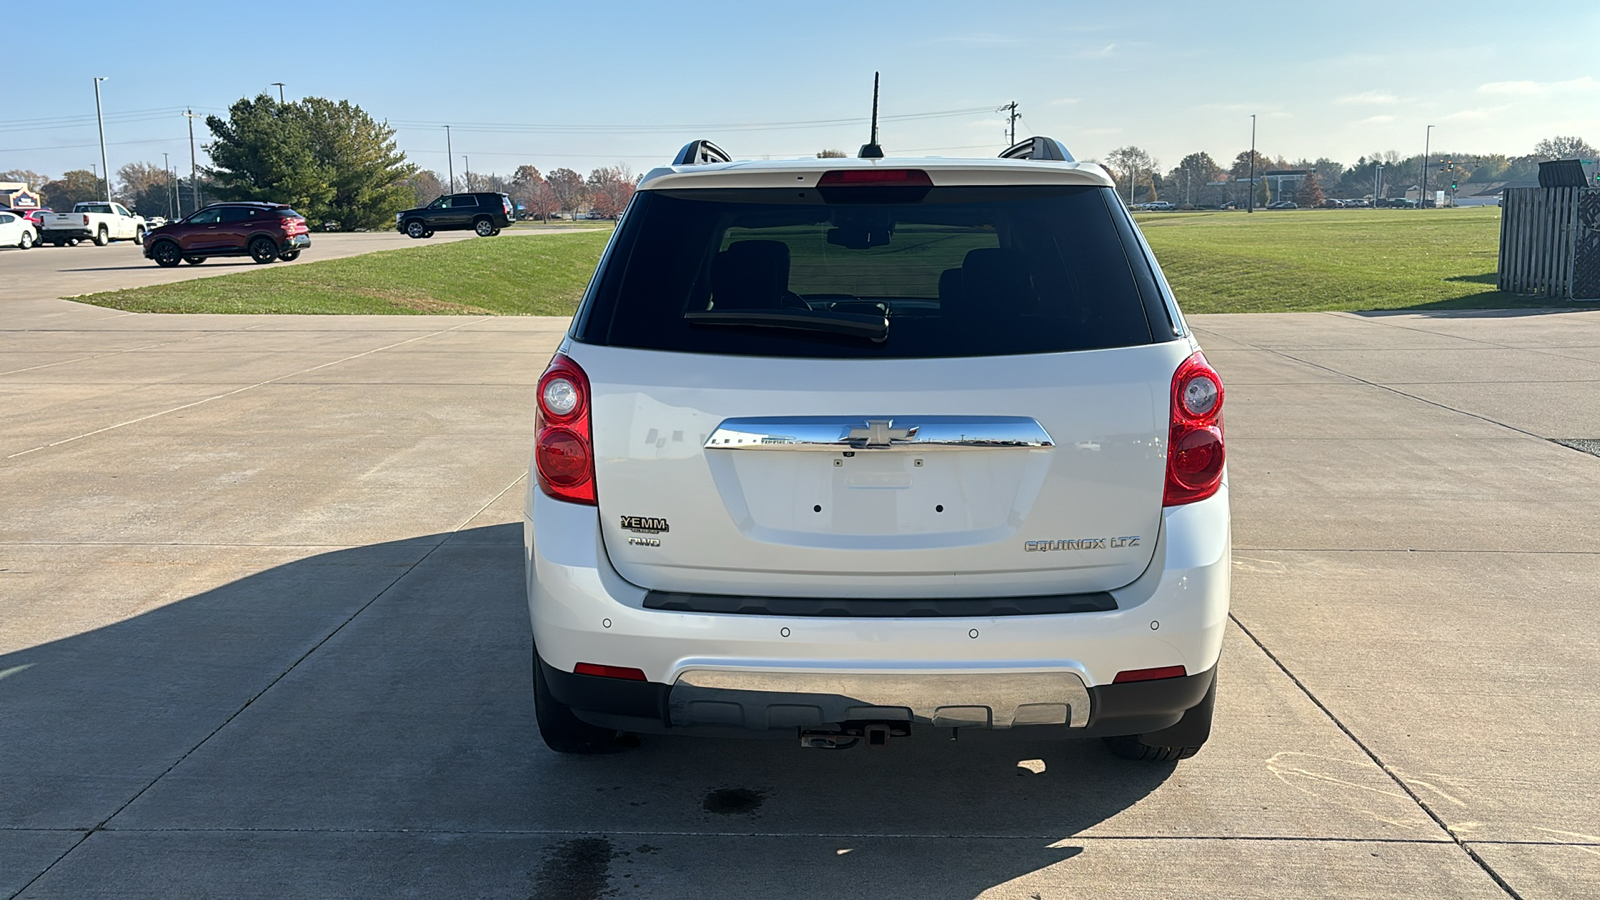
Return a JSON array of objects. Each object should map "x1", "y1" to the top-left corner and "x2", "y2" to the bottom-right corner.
[{"x1": 2, "y1": 298, "x2": 1598, "y2": 897}]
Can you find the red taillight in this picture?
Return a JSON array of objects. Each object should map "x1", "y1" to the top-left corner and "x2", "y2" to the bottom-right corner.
[
  {"x1": 574, "y1": 663, "x2": 647, "y2": 681},
  {"x1": 535, "y1": 352, "x2": 596, "y2": 505},
  {"x1": 817, "y1": 168, "x2": 933, "y2": 186},
  {"x1": 1113, "y1": 665, "x2": 1188, "y2": 684},
  {"x1": 1164, "y1": 351, "x2": 1225, "y2": 506}
]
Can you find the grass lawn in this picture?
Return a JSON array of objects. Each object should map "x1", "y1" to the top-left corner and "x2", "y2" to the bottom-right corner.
[
  {"x1": 75, "y1": 205, "x2": 1563, "y2": 316},
  {"x1": 1136, "y1": 206, "x2": 1551, "y2": 313},
  {"x1": 74, "y1": 230, "x2": 613, "y2": 315}
]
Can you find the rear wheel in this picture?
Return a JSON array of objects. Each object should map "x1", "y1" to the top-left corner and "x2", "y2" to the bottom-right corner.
[
  {"x1": 67, "y1": 238, "x2": 80, "y2": 247},
  {"x1": 150, "y1": 241, "x2": 182, "y2": 267},
  {"x1": 183, "y1": 256, "x2": 205, "y2": 265},
  {"x1": 1103, "y1": 669, "x2": 1217, "y2": 762},
  {"x1": 133, "y1": 226, "x2": 145, "y2": 246},
  {"x1": 473, "y1": 216, "x2": 495, "y2": 237},
  {"x1": 248, "y1": 236, "x2": 278, "y2": 264},
  {"x1": 19, "y1": 231, "x2": 34, "y2": 250},
  {"x1": 405, "y1": 219, "x2": 429, "y2": 239},
  {"x1": 93, "y1": 226, "x2": 108, "y2": 247},
  {"x1": 533, "y1": 649, "x2": 624, "y2": 755},
  {"x1": 279, "y1": 249, "x2": 301, "y2": 261}
]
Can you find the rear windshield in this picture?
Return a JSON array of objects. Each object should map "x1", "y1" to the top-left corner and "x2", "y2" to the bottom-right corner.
[
  {"x1": 274, "y1": 209, "x2": 302, "y2": 218},
  {"x1": 571, "y1": 185, "x2": 1172, "y2": 359}
]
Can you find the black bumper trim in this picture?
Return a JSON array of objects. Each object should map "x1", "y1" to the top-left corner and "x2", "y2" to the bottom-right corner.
[
  {"x1": 642, "y1": 589, "x2": 1117, "y2": 617},
  {"x1": 538, "y1": 653, "x2": 1214, "y2": 738}
]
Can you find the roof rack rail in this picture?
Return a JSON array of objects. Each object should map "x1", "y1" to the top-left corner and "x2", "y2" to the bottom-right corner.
[
  {"x1": 999, "y1": 137, "x2": 1074, "y2": 162},
  {"x1": 672, "y1": 140, "x2": 733, "y2": 166}
]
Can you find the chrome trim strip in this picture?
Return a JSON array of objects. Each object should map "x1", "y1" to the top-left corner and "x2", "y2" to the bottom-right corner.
[
  {"x1": 704, "y1": 416, "x2": 1053, "y2": 452},
  {"x1": 670, "y1": 669, "x2": 1091, "y2": 730}
]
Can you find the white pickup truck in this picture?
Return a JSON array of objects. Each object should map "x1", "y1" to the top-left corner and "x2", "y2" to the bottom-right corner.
[{"x1": 40, "y1": 201, "x2": 146, "y2": 247}]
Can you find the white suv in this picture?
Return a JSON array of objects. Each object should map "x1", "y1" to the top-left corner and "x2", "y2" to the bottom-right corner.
[{"x1": 524, "y1": 137, "x2": 1229, "y2": 760}]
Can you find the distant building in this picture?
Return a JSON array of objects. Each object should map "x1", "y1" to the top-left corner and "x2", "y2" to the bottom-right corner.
[
  {"x1": 0, "y1": 182, "x2": 43, "y2": 209},
  {"x1": 1260, "y1": 169, "x2": 1311, "y2": 203}
]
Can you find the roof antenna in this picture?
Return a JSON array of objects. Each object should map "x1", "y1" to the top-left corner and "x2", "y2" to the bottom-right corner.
[{"x1": 858, "y1": 72, "x2": 884, "y2": 159}]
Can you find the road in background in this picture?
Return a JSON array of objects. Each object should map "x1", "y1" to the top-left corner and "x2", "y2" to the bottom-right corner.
[{"x1": 0, "y1": 226, "x2": 602, "y2": 305}]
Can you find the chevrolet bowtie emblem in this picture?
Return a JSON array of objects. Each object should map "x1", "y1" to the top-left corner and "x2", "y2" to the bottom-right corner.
[{"x1": 845, "y1": 419, "x2": 918, "y2": 448}]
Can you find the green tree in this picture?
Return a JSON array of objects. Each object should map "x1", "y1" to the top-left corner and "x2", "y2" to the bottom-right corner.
[
  {"x1": 204, "y1": 95, "x2": 331, "y2": 213},
  {"x1": 293, "y1": 97, "x2": 416, "y2": 230},
  {"x1": 39, "y1": 170, "x2": 101, "y2": 210},
  {"x1": 205, "y1": 94, "x2": 415, "y2": 230}
]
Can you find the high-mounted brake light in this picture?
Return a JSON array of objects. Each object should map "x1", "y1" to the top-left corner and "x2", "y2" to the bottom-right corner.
[
  {"x1": 1164, "y1": 351, "x2": 1225, "y2": 506},
  {"x1": 535, "y1": 353, "x2": 596, "y2": 505},
  {"x1": 574, "y1": 663, "x2": 647, "y2": 681},
  {"x1": 817, "y1": 169, "x2": 933, "y2": 186}
]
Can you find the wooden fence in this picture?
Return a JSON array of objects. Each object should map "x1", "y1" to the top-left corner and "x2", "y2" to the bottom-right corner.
[{"x1": 1498, "y1": 186, "x2": 1600, "y2": 299}]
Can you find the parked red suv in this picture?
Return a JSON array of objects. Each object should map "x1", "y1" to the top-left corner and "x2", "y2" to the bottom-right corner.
[{"x1": 143, "y1": 202, "x2": 310, "y2": 267}]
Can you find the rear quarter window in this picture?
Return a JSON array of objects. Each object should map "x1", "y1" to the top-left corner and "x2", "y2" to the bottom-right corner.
[{"x1": 574, "y1": 184, "x2": 1171, "y2": 359}]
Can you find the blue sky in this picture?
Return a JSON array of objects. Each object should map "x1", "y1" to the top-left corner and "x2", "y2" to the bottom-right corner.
[{"x1": 4, "y1": 1, "x2": 1597, "y2": 183}]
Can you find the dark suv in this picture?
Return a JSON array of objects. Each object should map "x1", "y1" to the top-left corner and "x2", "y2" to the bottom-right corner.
[
  {"x1": 143, "y1": 202, "x2": 310, "y2": 267},
  {"x1": 395, "y1": 192, "x2": 514, "y2": 239}
]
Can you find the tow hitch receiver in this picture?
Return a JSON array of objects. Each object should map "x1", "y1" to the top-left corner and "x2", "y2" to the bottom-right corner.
[{"x1": 799, "y1": 721, "x2": 911, "y2": 750}]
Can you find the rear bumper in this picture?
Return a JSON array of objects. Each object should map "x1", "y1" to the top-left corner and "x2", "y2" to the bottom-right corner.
[
  {"x1": 526, "y1": 481, "x2": 1230, "y2": 737},
  {"x1": 44, "y1": 228, "x2": 93, "y2": 240}
]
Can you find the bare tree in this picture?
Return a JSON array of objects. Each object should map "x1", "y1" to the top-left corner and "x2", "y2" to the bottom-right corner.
[
  {"x1": 1532, "y1": 135, "x2": 1597, "y2": 160},
  {"x1": 816, "y1": 149, "x2": 848, "y2": 158},
  {"x1": 546, "y1": 167, "x2": 587, "y2": 218},
  {"x1": 526, "y1": 180, "x2": 559, "y2": 222},
  {"x1": 403, "y1": 170, "x2": 444, "y2": 206},
  {"x1": 587, "y1": 165, "x2": 637, "y2": 219},
  {"x1": 1106, "y1": 146, "x2": 1159, "y2": 203}
]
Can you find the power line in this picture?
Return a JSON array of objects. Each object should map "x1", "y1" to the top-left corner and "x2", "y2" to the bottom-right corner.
[{"x1": 388, "y1": 106, "x2": 993, "y2": 136}]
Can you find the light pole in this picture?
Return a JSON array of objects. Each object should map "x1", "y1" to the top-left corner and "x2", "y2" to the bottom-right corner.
[
  {"x1": 445, "y1": 126, "x2": 454, "y2": 193},
  {"x1": 184, "y1": 110, "x2": 202, "y2": 212},
  {"x1": 1247, "y1": 114, "x2": 1256, "y2": 213},
  {"x1": 1421, "y1": 124, "x2": 1434, "y2": 208},
  {"x1": 93, "y1": 77, "x2": 111, "y2": 201},
  {"x1": 271, "y1": 82, "x2": 286, "y2": 103}
]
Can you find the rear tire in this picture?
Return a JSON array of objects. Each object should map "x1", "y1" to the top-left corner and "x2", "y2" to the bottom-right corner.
[
  {"x1": 533, "y1": 649, "x2": 624, "y2": 755},
  {"x1": 183, "y1": 256, "x2": 205, "y2": 265},
  {"x1": 150, "y1": 241, "x2": 182, "y2": 267},
  {"x1": 67, "y1": 238, "x2": 80, "y2": 247},
  {"x1": 19, "y1": 231, "x2": 34, "y2": 250},
  {"x1": 93, "y1": 226, "x2": 108, "y2": 247},
  {"x1": 405, "y1": 219, "x2": 429, "y2": 239},
  {"x1": 279, "y1": 249, "x2": 301, "y2": 261},
  {"x1": 1103, "y1": 668, "x2": 1217, "y2": 762},
  {"x1": 473, "y1": 216, "x2": 495, "y2": 237},
  {"x1": 133, "y1": 226, "x2": 145, "y2": 246},
  {"x1": 248, "y1": 236, "x2": 278, "y2": 264}
]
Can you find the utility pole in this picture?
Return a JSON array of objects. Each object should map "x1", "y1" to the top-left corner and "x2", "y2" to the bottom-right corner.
[
  {"x1": 1247, "y1": 114, "x2": 1256, "y2": 213},
  {"x1": 271, "y1": 82, "x2": 286, "y2": 103},
  {"x1": 999, "y1": 101, "x2": 1019, "y2": 148},
  {"x1": 184, "y1": 109, "x2": 202, "y2": 212},
  {"x1": 445, "y1": 125, "x2": 454, "y2": 193},
  {"x1": 163, "y1": 151, "x2": 173, "y2": 218},
  {"x1": 1421, "y1": 124, "x2": 1434, "y2": 208},
  {"x1": 93, "y1": 77, "x2": 111, "y2": 201}
]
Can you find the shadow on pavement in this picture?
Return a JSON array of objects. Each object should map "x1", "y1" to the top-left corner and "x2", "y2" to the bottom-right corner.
[{"x1": 0, "y1": 524, "x2": 1170, "y2": 897}]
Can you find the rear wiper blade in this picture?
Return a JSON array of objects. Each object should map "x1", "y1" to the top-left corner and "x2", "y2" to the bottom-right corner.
[{"x1": 683, "y1": 310, "x2": 888, "y2": 342}]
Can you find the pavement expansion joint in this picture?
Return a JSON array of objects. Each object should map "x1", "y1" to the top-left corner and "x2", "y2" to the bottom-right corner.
[{"x1": 1228, "y1": 612, "x2": 1525, "y2": 899}]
